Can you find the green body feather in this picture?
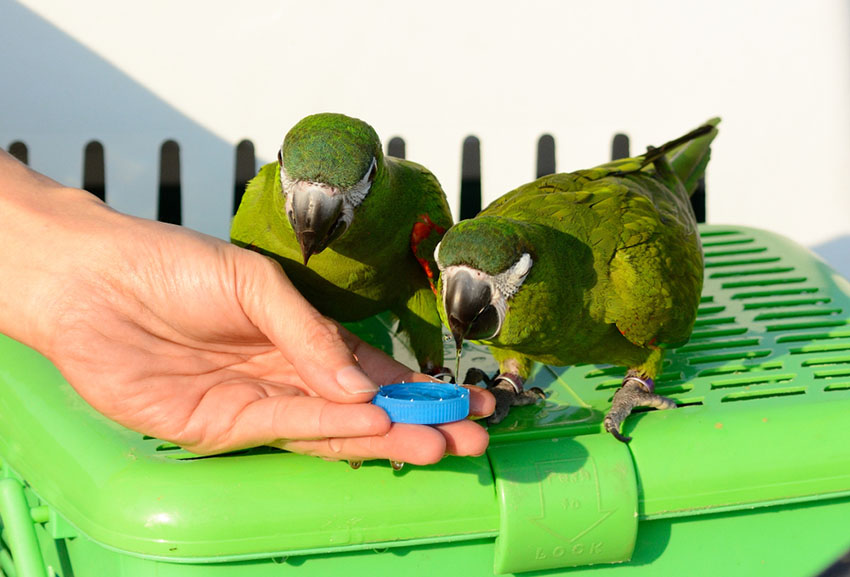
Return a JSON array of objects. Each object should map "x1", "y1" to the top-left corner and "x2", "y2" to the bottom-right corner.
[
  {"x1": 231, "y1": 116, "x2": 452, "y2": 371},
  {"x1": 438, "y1": 119, "x2": 719, "y2": 381}
]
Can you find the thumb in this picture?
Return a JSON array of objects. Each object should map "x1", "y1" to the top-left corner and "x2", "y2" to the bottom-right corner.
[{"x1": 237, "y1": 253, "x2": 379, "y2": 403}]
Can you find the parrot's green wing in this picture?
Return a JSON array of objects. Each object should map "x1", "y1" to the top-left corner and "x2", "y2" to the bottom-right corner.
[
  {"x1": 231, "y1": 162, "x2": 284, "y2": 254},
  {"x1": 479, "y1": 121, "x2": 714, "y2": 351},
  {"x1": 591, "y1": 175, "x2": 703, "y2": 350},
  {"x1": 383, "y1": 157, "x2": 454, "y2": 372},
  {"x1": 489, "y1": 172, "x2": 702, "y2": 353},
  {"x1": 402, "y1": 161, "x2": 452, "y2": 294}
]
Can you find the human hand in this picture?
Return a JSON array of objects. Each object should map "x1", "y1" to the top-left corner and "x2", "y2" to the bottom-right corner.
[{"x1": 0, "y1": 151, "x2": 494, "y2": 464}]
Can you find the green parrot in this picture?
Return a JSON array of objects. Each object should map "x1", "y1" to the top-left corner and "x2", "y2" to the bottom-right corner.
[
  {"x1": 435, "y1": 119, "x2": 719, "y2": 441},
  {"x1": 231, "y1": 113, "x2": 453, "y2": 377}
]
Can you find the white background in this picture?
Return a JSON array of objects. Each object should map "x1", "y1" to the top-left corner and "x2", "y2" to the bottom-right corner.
[{"x1": 2, "y1": 0, "x2": 849, "y2": 277}]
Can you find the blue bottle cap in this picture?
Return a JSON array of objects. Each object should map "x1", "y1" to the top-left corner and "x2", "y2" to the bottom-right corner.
[{"x1": 372, "y1": 382, "x2": 470, "y2": 424}]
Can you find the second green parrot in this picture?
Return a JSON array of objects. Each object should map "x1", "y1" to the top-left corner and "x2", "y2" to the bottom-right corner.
[
  {"x1": 231, "y1": 113, "x2": 453, "y2": 377},
  {"x1": 435, "y1": 119, "x2": 719, "y2": 441}
]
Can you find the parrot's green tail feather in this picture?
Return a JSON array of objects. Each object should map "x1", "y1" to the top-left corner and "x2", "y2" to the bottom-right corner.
[{"x1": 656, "y1": 117, "x2": 721, "y2": 195}]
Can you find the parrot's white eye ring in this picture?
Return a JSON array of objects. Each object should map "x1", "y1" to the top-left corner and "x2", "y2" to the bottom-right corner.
[
  {"x1": 345, "y1": 157, "x2": 377, "y2": 209},
  {"x1": 493, "y1": 253, "x2": 533, "y2": 301}
]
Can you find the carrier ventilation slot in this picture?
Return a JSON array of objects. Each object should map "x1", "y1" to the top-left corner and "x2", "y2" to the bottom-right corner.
[
  {"x1": 595, "y1": 379, "x2": 624, "y2": 390},
  {"x1": 710, "y1": 373, "x2": 796, "y2": 389},
  {"x1": 710, "y1": 266, "x2": 795, "y2": 279},
  {"x1": 676, "y1": 337, "x2": 760, "y2": 353},
  {"x1": 775, "y1": 329, "x2": 850, "y2": 343},
  {"x1": 704, "y1": 257, "x2": 781, "y2": 269},
  {"x1": 688, "y1": 350, "x2": 772, "y2": 365},
  {"x1": 176, "y1": 446, "x2": 286, "y2": 461},
  {"x1": 673, "y1": 399, "x2": 706, "y2": 407},
  {"x1": 699, "y1": 230, "x2": 743, "y2": 238},
  {"x1": 721, "y1": 387, "x2": 806, "y2": 402},
  {"x1": 731, "y1": 287, "x2": 820, "y2": 300},
  {"x1": 653, "y1": 384, "x2": 693, "y2": 396},
  {"x1": 743, "y1": 297, "x2": 832, "y2": 310},
  {"x1": 703, "y1": 247, "x2": 767, "y2": 258},
  {"x1": 722, "y1": 277, "x2": 807, "y2": 289},
  {"x1": 689, "y1": 327, "x2": 749, "y2": 340},
  {"x1": 698, "y1": 360, "x2": 784, "y2": 377},
  {"x1": 800, "y1": 355, "x2": 850, "y2": 367},
  {"x1": 692, "y1": 316, "x2": 737, "y2": 328},
  {"x1": 142, "y1": 435, "x2": 191, "y2": 457},
  {"x1": 754, "y1": 308, "x2": 842, "y2": 322},
  {"x1": 766, "y1": 319, "x2": 850, "y2": 333},
  {"x1": 697, "y1": 304, "x2": 726, "y2": 316},
  {"x1": 584, "y1": 366, "x2": 625, "y2": 379},
  {"x1": 813, "y1": 368, "x2": 850, "y2": 380},
  {"x1": 702, "y1": 238, "x2": 756, "y2": 248},
  {"x1": 655, "y1": 371, "x2": 684, "y2": 384},
  {"x1": 789, "y1": 343, "x2": 850, "y2": 354}
]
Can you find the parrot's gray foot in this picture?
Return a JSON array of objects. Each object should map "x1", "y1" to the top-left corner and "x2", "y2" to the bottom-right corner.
[
  {"x1": 603, "y1": 374, "x2": 677, "y2": 443},
  {"x1": 487, "y1": 373, "x2": 545, "y2": 425}
]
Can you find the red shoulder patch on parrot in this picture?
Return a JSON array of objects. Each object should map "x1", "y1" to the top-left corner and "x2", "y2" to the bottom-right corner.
[{"x1": 410, "y1": 214, "x2": 446, "y2": 295}]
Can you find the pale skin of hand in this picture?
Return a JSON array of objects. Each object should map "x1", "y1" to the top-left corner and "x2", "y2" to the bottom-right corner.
[{"x1": 0, "y1": 150, "x2": 494, "y2": 464}]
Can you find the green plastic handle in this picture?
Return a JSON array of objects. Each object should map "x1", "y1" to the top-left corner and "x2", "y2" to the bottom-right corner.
[
  {"x1": 0, "y1": 477, "x2": 47, "y2": 577},
  {"x1": 489, "y1": 434, "x2": 638, "y2": 574}
]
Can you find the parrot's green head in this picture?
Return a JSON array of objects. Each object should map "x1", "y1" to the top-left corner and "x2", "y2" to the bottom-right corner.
[
  {"x1": 279, "y1": 112, "x2": 383, "y2": 264},
  {"x1": 434, "y1": 217, "x2": 534, "y2": 351}
]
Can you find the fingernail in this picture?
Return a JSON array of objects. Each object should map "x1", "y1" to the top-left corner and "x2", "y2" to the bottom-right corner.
[{"x1": 337, "y1": 365, "x2": 378, "y2": 395}]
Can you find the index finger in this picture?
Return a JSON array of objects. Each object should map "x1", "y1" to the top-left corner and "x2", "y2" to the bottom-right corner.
[
  {"x1": 236, "y1": 255, "x2": 380, "y2": 403},
  {"x1": 339, "y1": 325, "x2": 421, "y2": 385}
]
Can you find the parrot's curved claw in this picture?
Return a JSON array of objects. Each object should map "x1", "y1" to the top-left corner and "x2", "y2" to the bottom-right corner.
[
  {"x1": 348, "y1": 460, "x2": 363, "y2": 470},
  {"x1": 604, "y1": 375, "x2": 677, "y2": 443},
  {"x1": 607, "y1": 426, "x2": 633, "y2": 443},
  {"x1": 462, "y1": 367, "x2": 493, "y2": 387},
  {"x1": 486, "y1": 373, "x2": 546, "y2": 425},
  {"x1": 390, "y1": 460, "x2": 405, "y2": 471}
]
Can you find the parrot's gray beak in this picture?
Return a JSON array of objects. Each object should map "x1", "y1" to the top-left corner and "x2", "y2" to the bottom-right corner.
[
  {"x1": 444, "y1": 269, "x2": 500, "y2": 351},
  {"x1": 286, "y1": 182, "x2": 346, "y2": 265}
]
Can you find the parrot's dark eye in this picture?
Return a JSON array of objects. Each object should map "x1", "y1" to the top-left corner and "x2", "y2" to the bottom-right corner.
[
  {"x1": 466, "y1": 304, "x2": 500, "y2": 340},
  {"x1": 277, "y1": 150, "x2": 283, "y2": 166}
]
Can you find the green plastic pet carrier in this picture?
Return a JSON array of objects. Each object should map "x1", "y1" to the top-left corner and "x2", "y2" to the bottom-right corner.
[{"x1": 1, "y1": 225, "x2": 849, "y2": 577}]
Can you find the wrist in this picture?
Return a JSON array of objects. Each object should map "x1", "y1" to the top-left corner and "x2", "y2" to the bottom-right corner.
[{"x1": 0, "y1": 154, "x2": 124, "y2": 351}]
